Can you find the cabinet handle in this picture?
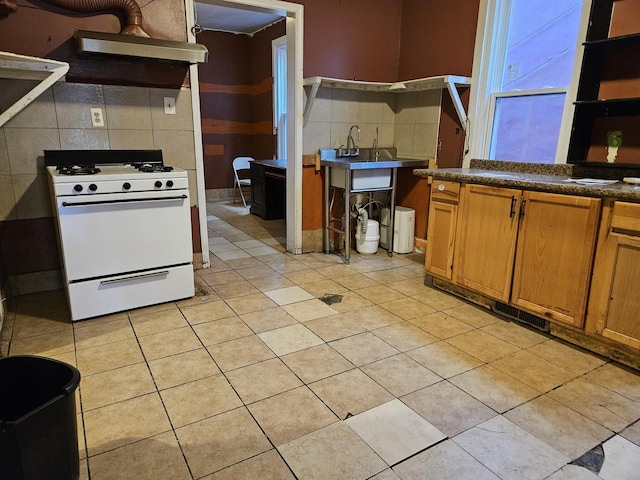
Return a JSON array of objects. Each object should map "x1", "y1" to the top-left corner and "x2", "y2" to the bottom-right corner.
[
  {"x1": 509, "y1": 196, "x2": 516, "y2": 218},
  {"x1": 519, "y1": 197, "x2": 526, "y2": 218}
]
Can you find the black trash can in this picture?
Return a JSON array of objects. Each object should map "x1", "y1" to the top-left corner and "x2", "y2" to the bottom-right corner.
[{"x1": 0, "y1": 355, "x2": 81, "y2": 480}]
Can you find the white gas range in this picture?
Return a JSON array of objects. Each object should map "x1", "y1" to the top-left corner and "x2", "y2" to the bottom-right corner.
[{"x1": 45, "y1": 149, "x2": 195, "y2": 321}]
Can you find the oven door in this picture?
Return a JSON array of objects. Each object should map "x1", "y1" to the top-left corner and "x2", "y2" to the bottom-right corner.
[{"x1": 55, "y1": 190, "x2": 192, "y2": 282}]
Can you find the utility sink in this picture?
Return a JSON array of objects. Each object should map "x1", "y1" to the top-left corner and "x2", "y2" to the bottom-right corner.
[
  {"x1": 319, "y1": 147, "x2": 429, "y2": 190},
  {"x1": 330, "y1": 167, "x2": 393, "y2": 189}
]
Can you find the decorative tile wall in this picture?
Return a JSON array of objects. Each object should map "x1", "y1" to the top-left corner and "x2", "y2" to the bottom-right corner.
[
  {"x1": 303, "y1": 86, "x2": 442, "y2": 160},
  {"x1": 0, "y1": 79, "x2": 198, "y2": 223},
  {"x1": 0, "y1": 79, "x2": 198, "y2": 295}
]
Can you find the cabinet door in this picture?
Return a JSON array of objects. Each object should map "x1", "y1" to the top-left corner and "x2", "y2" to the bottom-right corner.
[
  {"x1": 454, "y1": 184, "x2": 521, "y2": 302},
  {"x1": 426, "y1": 201, "x2": 457, "y2": 280},
  {"x1": 425, "y1": 180, "x2": 460, "y2": 280},
  {"x1": 511, "y1": 191, "x2": 600, "y2": 328},
  {"x1": 587, "y1": 201, "x2": 640, "y2": 350},
  {"x1": 601, "y1": 237, "x2": 640, "y2": 349}
]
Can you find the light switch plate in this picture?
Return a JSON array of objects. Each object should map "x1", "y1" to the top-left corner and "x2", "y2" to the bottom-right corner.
[
  {"x1": 164, "y1": 96, "x2": 176, "y2": 115},
  {"x1": 90, "y1": 108, "x2": 104, "y2": 127}
]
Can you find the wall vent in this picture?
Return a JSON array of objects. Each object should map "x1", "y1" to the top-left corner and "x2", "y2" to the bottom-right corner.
[{"x1": 493, "y1": 302, "x2": 549, "y2": 332}]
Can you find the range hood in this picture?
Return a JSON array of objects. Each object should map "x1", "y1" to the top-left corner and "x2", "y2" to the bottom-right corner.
[{"x1": 74, "y1": 30, "x2": 208, "y2": 64}]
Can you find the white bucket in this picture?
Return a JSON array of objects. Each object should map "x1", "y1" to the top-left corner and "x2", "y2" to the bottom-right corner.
[{"x1": 355, "y1": 219, "x2": 380, "y2": 254}]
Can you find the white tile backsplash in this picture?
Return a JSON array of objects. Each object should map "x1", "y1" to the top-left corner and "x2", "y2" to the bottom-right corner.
[
  {"x1": 330, "y1": 89, "x2": 359, "y2": 124},
  {"x1": 108, "y1": 129, "x2": 155, "y2": 149},
  {"x1": 306, "y1": 88, "x2": 332, "y2": 123},
  {"x1": 0, "y1": 175, "x2": 17, "y2": 221},
  {"x1": 0, "y1": 80, "x2": 198, "y2": 223},
  {"x1": 382, "y1": 93, "x2": 397, "y2": 124},
  {"x1": 357, "y1": 91, "x2": 385, "y2": 124},
  {"x1": 303, "y1": 121, "x2": 330, "y2": 155},
  {"x1": 53, "y1": 82, "x2": 106, "y2": 129},
  {"x1": 150, "y1": 88, "x2": 194, "y2": 131},
  {"x1": 153, "y1": 130, "x2": 196, "y2": 170},
  {"x1": 395, "y1": 92, "x2": 418, "y2": 125},
  {"x1": 12, "y1": 173, "x2": 52, "y2": 219},
  {"x1": 416, "y1": 90, "x2": 443, "y2": 124},
  {"x1": 304, "y1": 86, "x2": 439, "y2": 159},
  {"x1": 414, "y1": 123, "x2": 439, "y2": 159},
  {"x1": 5, "y1": 128, "x2": 60, "y2": 175},
  {"x1": 0, "y1": 130, "x2": 9, "y2": 175},
  {"x1": 0, "y1": 80, "x2": 58, "y2": 129},
  {"x1": 59, "y1": 129, "x2": 110, "y2": 150},
  {"x1": 104, "y1": 85, "x2": 152, "y2": 130}
]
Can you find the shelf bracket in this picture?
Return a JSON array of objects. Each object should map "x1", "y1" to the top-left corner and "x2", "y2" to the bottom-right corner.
[
  {"x1": 303, "y1": 76, "x2": 321, "y2": 127},
  {"x1": 0, "y1": 52, "x2": 69, "y2": 128},
  {"x1": 445, "y1": 76, "x2": 469, "y2": 131}
]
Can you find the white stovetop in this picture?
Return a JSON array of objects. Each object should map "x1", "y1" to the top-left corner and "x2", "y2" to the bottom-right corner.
[{"x1": 47, "y1": 164, "x2": 187, "y2": 183}]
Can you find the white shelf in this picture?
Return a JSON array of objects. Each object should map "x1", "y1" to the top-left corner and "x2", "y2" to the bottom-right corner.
[
  {"x1": 0, "y1": 52, "x2": 69, "y2": 128},
  {"x1": 303, "y1": 75, "x2": 471, "y2": 128}
]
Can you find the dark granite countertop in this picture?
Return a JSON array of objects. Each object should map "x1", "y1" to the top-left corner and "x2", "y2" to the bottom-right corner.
[
  {"x1": 252, "y1": 159, "x2": 286, "y2": 169},
  {"x1": 414, "y1": 160, "x2": 640, "y2": 202}
]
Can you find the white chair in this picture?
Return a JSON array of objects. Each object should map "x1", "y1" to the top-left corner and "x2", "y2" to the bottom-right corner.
[{"x1": 232, "y1": 156, "x2": 254, "y2": 208}]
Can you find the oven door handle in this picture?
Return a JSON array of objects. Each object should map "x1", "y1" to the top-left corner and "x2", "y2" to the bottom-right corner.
[
  {"x1": 62, "y1": 195, "x2": 188, "y2": 207},
  {"x1": 100, "y1": 270, "x2": 170, "y2": 285}
]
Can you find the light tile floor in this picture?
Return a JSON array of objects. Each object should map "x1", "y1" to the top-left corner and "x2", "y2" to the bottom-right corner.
[{"x1": 2, "y1": 199, "x2": 640, "y2": 479}]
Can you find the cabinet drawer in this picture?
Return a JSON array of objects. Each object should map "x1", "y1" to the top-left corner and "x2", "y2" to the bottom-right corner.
[
  {"x1": 431, "y1": 180, "x2": 460, "y2": 203},
  {"x1": 611, "y1": 202, "x2": 640, "y2": 235}
]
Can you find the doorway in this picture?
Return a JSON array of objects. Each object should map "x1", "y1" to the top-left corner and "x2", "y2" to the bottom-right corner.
[{"x1": 185, "y1": 0, "x2": 304, "y2": 268}]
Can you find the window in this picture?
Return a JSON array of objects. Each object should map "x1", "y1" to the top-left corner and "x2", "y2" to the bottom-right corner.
[
  {"x1": 466, "y1": 0, "x2": 590, "y2": 164},
  {"x1": 272, "y1": 36, "x2": 287, "y2": 160}
]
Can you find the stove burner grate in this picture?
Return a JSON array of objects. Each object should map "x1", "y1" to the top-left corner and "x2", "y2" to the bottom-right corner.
[
  {"x1": 133, "y1": 163, "x2": 174, "y2": 173},
  {"x1": 57, "y1": 165, "x2": 101, "y2": 176}
]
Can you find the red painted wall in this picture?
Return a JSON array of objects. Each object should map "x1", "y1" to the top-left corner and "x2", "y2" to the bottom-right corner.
[
  {"x1": 396, "y1": 0, "x2": 479, "y2": 241},
  {"x1": 398, "y1": 0, "x2": 479, "y2": 80},
  {"x1": 0, "y1": 0, "x2": 483, "y2": 275},
  {"x1": 294, "y1": 0, "x2": 403, "y2": 81},
  {"x1": 197, "y1": 22, "x2": 285, "y2": 189},
  {"x1": 0, "y1": 0, "x2": 190, "y2": 87}
]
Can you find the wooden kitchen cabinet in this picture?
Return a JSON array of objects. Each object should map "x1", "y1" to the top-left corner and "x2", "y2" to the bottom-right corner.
[
  {"x1": 587, "y1": 201, "x2": 640, "y2": 349},
  {"x1": 451, "y1": 184, "x2": 600, "y2": 327},
  {"x1": 425, "y1": 180, "x2": 460, "y2": 280},
  {"x1": 511, "y1": 191, "x2": 601, "y2": 328},
  {"x1": 454, "y1": 184, "x2": 521, "y2": 302}
]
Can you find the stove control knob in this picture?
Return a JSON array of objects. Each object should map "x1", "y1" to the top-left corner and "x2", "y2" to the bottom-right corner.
[
  {"x1": 89, "y1": 184, "x2": 98, "y2": 192},
  {"x1": 123, "y1": 182, "x2": 131, "y2": 190},
  {"x1": 74, "y1": 184, "x2": 83, "y2": 192},
  {"x1": 155, "y1": 181, "x2": 163, "y2": 188},
  {"x1": 166, "y1": 180, "x2": 174, "y2": 188}
]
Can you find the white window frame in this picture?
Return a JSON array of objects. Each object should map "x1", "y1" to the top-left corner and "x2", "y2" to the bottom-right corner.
[
  {"x1": 464, "y1": 0, "x2": 593, "y2": 166},
  {"x1": 487, "y1": 87, "x2": 569, "y2": 159},
  {"x1": 272, "y1": 35, "x2": 287, "y2": 160}
]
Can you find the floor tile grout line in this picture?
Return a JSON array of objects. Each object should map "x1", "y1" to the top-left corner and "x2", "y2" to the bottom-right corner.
[{"x1": 7, "y1": 200, "x2": 640, "y2": 479}]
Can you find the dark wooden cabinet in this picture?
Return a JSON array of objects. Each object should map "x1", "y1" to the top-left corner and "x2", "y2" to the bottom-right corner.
[
  {"x1": 568, "y1": 0, "x2": 640, "y2": 164},
  {"x1": 250, "y1": 160, "x2": 286, "y2": 220}
]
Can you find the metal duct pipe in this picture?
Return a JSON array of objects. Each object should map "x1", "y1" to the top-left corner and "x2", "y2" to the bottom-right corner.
[
  {"x1": 1, "y1": 0, "x2": 150, "y2": 37},
  {"x1": 43, "y1": 0, "x2": 149, "y2": 36},
  {"x1": 0, "y1": 0, "x2": 17, "y2": 15}
]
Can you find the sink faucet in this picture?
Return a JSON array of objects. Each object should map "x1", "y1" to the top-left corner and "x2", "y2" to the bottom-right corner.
[
  {"x1": 346, "y1": 125, "x2": 360, "y2": 156},
  {"x1": 373, "y1": 126, "x2": 380, "y2": 161}
]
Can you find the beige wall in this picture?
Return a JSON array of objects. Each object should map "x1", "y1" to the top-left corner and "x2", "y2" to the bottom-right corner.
[
  {"x1": 0, "y1": 79, "x2": 197, "y2": 293},
  {"x1": 303, "y1": 87, "x2": 442, "y2": 160},
  {"x1": 0, "y1": 80, "x2": 198, "y2": 221}
]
